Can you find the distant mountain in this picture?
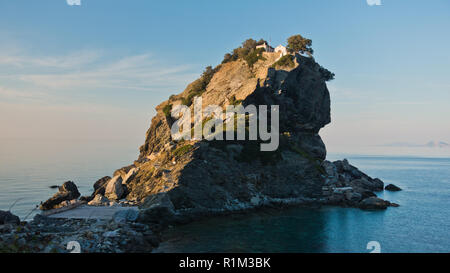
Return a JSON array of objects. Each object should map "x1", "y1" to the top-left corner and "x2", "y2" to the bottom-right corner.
[
  {"x1": 380, "y1": 141, "x2": 449, "y2": 148},
  {"x1": 424, "y1": 141, "x2": 449, "y2": 148},
  {"x1": 438, "y1": 141, "x2": 449, "y2": 148}
]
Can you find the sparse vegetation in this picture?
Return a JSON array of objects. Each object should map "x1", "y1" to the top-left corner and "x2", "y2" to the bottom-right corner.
[
  {"x1": 139, "y1": 163, "x2": 156, "y2": 181},
  {"x1": 222, "y1": 53, "x2": 233, "y2": 63},
  {"x1": 182, "y1": 66, "x2": 218, "y2": 106},
  {"x1": 222, "y1": 38, "x2": 267, "y2": 67},
  {"x1": 244, "y1": 47, "x2": 266, "y2": 68},
  {"x1": 172, "y1": 144, "x2": 193, "y2": 158},
  {"x1": 271, "y1": 54, "x2": 295, "y2": 68},
  {"x1": 163, "y1": 104, "x2": 172, "y2": 117},
  {"x1": 189, "y1": 117, "x2": 214, "y2": 138},
  {"x1": 319, "y1": 66, "x2": 335, "y2": 81}
]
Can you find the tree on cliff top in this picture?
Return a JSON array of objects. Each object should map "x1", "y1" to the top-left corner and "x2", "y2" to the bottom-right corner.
[
  {"x1": 287, "y1": 34, "x2": 314, "y2": 56},
  {"x1": 242, "y1": 39, "x2": 257, "y2": 50}
]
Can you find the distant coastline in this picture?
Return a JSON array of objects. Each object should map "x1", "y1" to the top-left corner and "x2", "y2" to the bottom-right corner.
[{"x1": 378, "y1": 141, "x2": 449, "y2": 148}]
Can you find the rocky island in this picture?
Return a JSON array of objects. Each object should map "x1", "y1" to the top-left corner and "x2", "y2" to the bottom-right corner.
[{"x1": 0, "y1": 35, "x2": 400, "y2": 253}]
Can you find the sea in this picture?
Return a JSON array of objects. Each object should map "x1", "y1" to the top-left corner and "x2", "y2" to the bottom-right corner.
[{"x1": 0, "y1": 138, "x2": 449, "y2": 253}]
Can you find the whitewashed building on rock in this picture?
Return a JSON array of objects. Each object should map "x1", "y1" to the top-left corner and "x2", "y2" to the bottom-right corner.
[
  {"x1": 275, "y1": 45, "x2": 288, "y2": 57},
  {"x1": 256, "y1": 42, "x2": 274, "y2": 52}
]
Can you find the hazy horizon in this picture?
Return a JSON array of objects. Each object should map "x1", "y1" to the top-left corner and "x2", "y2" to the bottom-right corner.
[{"x1": 1, "y1": 0, "x2": 449, "y2": 156}]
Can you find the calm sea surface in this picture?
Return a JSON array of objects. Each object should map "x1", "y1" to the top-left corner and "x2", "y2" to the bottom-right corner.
[
  {"x1": 0, "y1": 139, "x2": 139, "y2": 220},
  {"x1": 0, "y1": 139, "x2": 449, "y2": 252},
  {"x1": 156, "y1": 154, "x2": 450, "y2": 253}
]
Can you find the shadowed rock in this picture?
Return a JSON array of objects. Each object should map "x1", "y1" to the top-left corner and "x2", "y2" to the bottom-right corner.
[
  {"x1": 40, "y1": 181, "x2": 80, "y2": 211},
  {"x1": 93, "y1": 176, "x2": 111, "y2": 196},
  {"x1": 358, "y1": 197, "x2": 390, "y2": 210},
  {"x1": 105, "y1": 176, "x2": 125, "y2": 200},
  {"x1": 87, "y1": 194, "x2": 111, "y2": 206},
  {"x1": 385, "y1": 184, "x2": 402, "y2": 191},
  {"x1": 321, "y1": 158, "x2": 393, "y2": 208},
  {"x1": 0, "y1": 210, "x2": 20, "y2": 225},
  {"x1": 138, "y1": 193, "x2": 175, "y2": 226}
]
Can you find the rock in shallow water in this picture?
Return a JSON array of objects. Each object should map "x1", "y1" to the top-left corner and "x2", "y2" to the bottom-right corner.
[
  {"x1": 40, "y1": 181, "x2": 80, "y2": 210},
  {"x1": 385, "y1": 184, "x2": 402, "y2": 191},
  {"x1": 358, "y1": 197, "x2": 390, "y2": 210},
  {"x1": 349, "y1": 178, "x2": 384, "y2": 192}
]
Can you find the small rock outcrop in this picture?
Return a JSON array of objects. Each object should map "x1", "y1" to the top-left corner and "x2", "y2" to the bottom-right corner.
[
  {"x1": 40, "y1": 181, "x2": 81, "y2": 210},
  {"x1": 358, "y1": 197, "x2": 391, "y2": 210},
  {"x1": 92, "y1": 176, "x2": 111, "y2": 196},
  {"x1": 79, "y1": 176, "x2": 113, "y2": 203},
  {"x1": 323, "y1": 159, "x2": 384, "y2": 191},
  {"x1": 105, "y1": 176, "x2": 126, "y2": 200},
  {"x1": 385, "y1": 184, "x2": 402, "y2": 191},
  {"x1": 87, "y1": 194, "x2": 111, "y2": 206},
  {"x1": 0, "y1": 210, "x2": 20, "y2": 225},
  {"x1": 138, "y1": 193, "x2": 175, "y2": 227},
  {"x1": 319, "y1": 158, "x2": 401, "y2": 209}
]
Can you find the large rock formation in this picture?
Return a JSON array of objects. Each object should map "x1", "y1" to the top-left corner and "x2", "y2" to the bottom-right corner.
[
  {"x1": 86, "y1": 44, "x2": 397, "y2": 221},
  {"x1": 123, "y1": 53, "x2": 331, "y2": 213}
]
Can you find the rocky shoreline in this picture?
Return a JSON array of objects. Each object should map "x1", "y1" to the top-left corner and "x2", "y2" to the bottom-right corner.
[
  {"x1": 0, "y1": 157, "x2": 401, "y2": 253},
  {"x1": 0, "y1": 216, "x2": 161, "y2": 253},
  {"x1": 1, "y1": 180, "x2": 161, "y2": 253},
  {"x1": 320, "y1": 159, "x2": 400, "y2": 209}
]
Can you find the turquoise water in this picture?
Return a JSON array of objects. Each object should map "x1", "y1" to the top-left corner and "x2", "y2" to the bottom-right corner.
[
  {"x1": 156, "y1": 155, "x2": 450, "y2": 253},
  {"x1": 0, "y1": 139, "x2": 449, "y2": 252},
  {"x1": 0, "y1": 139, "x2": 139, "y2": 220}
]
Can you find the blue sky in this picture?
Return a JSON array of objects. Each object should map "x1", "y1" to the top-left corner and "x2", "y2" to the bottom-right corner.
[{"x1": 0, "y1": 0, "x2": 449, "y2": 155}]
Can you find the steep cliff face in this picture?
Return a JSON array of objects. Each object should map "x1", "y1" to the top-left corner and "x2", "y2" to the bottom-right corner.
[
  {"x1": 138, "y1": 52, "x2": 295, "y2": 159},
  {"x1": 119, "y1": 51, "x2": 333, "y2": 213},
  {"x1": 138, "y1": 54, "x2": 329, "y2": 158}
]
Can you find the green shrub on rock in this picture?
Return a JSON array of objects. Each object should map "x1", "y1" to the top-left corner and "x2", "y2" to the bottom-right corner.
[
  {"x1": 319, "y1": 66, "x2": 335, "y2": 81},
  {"x1": 163, "y1": 104, "x2": 172, "y2": 117},
  {"x1": 271, "y1": 54, "x2": 295, "y2": 68},
  {"x1": 222, "y1": 38, "x2": 267, "y2": 67},
  {"x1": 182, "y1": 66, "x2": 218, "y2": 106},
  {"x1": 172, "y1": 144, "x2": 193, "y2": 158}
]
